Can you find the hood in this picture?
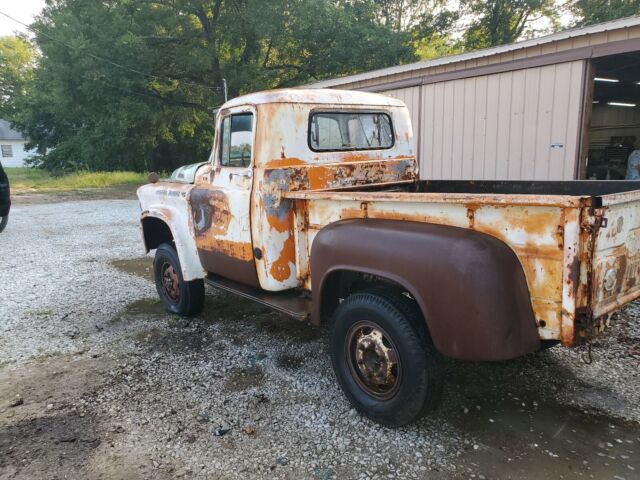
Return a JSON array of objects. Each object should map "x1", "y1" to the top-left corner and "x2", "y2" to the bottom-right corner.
[{"x1": 170, "y1": 162, "x2": 207, "y2": 184}]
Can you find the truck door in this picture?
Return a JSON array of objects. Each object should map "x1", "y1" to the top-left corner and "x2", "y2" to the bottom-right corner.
[{"x1": 189, "y1": 107, "x2": 259, "y2": 286}]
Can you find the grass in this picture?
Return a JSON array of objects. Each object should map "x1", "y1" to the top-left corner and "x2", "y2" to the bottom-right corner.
[{"x1": 6, "y1": 167, "x2": 148, "y2": 193}]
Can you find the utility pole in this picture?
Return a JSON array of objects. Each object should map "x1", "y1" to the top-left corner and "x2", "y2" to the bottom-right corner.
[{"x1": 222, "y1": 78, "x2": 228, "y2": 103}]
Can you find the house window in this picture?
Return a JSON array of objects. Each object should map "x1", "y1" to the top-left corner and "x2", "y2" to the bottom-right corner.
[{"x1": 1, "y1": 145, "x2": 12, "y2": 158}]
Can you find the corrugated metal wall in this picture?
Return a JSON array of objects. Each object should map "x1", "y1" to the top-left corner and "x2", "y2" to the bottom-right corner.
[
  {"x1": 384, "y1": 86, "x2": 421, "y2": 157},
  {"x1": 384, "y1": 60, "x2": 586, "y2": 180}
]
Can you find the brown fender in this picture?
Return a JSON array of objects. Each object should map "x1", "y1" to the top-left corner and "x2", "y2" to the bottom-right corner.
[{"x1": 310, "y1": 218, "x2": 540, "y2": 361}]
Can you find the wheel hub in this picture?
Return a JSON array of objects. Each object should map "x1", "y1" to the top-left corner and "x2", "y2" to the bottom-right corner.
[
  {"x1": 161, "y1": 263, "x2": 180, "y2": 301},
  {"x1": 347, "y1": 322, "x2": 400, "y2": 399}
]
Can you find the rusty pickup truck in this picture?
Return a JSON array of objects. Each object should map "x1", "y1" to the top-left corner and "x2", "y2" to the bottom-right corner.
[{"x1": 137, "y1": 89, "x2": 640, "y2": 426}]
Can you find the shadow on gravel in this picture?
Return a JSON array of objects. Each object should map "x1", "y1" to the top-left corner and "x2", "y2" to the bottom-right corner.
[
  {"x1": 110, "y1": 257, "x2": 153, "y2": 280},
  {"x1": 134, "y1": 325, "x2": 217, "y2": 354},
  {"x1": 112, "y1": 260, "x2": 324, "y2": 343},
  {"x1": 433, "y1": 352, "x2": 640, "y2": 478},
  {"x1": 223, "y1": 366, "x2": 265, "y2": 392},
  {"x1": 0, "y1": 413, "x2": 101, "y2": 478},
  {"x1": 449, "y1": 395, "x2": 639, "y2": 479}
]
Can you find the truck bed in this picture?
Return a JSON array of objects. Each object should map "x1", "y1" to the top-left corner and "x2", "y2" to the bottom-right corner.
[
  {"x1": 412, "y1": 180, "x2": 640, "y2": 199},
  {"x1": 286, "y1": 180, "x2": 640, "y2": 346},
  {"x1": 289, "y1": 179, "x2": 640, "y2": 206}
]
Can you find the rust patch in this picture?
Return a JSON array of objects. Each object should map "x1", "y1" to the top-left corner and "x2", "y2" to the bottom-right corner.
[
  {"x1": 307, "y1": 165, "x2": 334, "y2": 190},
  {"x1": 197, "y1": 238, "x2": 253, "y2": 261},
  {"x1": 264, "y1": 157, "x2": 307, "y2": 168},
  {"x1": 267, "y1": 211, "x2": 291, "y2": 233},
  {"x1": 190, "y1": 188, "x2": 232, "y2": 236},
  {"x1": 270, "y1": 233, "x2": 296, "y2": 281}
]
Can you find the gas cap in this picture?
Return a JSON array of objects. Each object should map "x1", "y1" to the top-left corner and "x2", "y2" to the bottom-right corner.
[{"x1": 603, "y1": 268, "x2": 618, "y2": 292}]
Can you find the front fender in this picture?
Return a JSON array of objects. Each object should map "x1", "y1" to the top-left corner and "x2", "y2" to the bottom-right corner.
[
  {"x1": 310, "y1": 219, "x2": 540, "y2": 361},
  {"x1": 138, "y1": 182, "x2": 206, "y2": 282}
]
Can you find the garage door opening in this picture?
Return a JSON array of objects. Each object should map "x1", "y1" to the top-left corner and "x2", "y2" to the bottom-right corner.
[{"x1": 585, "y1": 51, "x2": 640, "y2": 180}]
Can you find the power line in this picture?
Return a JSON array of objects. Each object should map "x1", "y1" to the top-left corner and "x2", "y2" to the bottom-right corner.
[{"x1": 0, "y1": 9, "x2": 225, "y2": 94}]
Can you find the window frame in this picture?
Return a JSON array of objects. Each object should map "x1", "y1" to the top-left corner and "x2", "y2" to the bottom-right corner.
[
  {"x1": 214, "y1": 108, "x2": 256, "y2": 169},
  {"x1": 307, "y1": 109, "x2": 395, "y2": 153},
  {"x1": 1, "y1": 145, "x2": 13, "y2": 158}
]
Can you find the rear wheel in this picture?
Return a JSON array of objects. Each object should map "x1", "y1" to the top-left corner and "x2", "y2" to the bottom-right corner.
[
  {"x1": 153, "y1": 243, "x2": 204, "y2": 316},
  {"x1": 330, "y1": 290, "x2": 443, "y2": 426},
  {"x1": 0, "y1": 214, "x2": 7, "y2": 233}
]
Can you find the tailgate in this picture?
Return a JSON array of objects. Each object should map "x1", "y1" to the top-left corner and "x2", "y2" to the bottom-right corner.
[{"x1": 590, "y1": 189, "x2": 640, "y2": 317}]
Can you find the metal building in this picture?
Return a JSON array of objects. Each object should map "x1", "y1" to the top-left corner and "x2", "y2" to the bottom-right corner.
[{"x1": 309, "y1": 16, "x2": 640, "y2": 181}]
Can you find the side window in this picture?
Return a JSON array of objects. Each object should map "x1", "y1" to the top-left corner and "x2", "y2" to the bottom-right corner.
[{"x1": 220, "y1": 113, "x2": 253, "y2": 168}]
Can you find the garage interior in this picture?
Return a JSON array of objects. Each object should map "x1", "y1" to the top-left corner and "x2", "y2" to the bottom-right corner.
[{"x1": 586, "y1": 51, "x2": 640, "y2": 179}]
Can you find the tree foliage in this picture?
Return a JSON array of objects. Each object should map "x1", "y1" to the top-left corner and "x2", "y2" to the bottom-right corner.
[
  {"x1": 9, "y1": 0, "x2": 415, "y2": 172},
  {"x1": 0, "y1": 36, "x2": 37, "y2": 119},
  {"x1": 571, "y1": 0, "x2": 640, "y2": 26},
  {"x1": 461, "y1": 0, "x2": 558, "y2": 50},
  {"x1": 4, "y1": 0, "x2": 638, "y2": 172}
]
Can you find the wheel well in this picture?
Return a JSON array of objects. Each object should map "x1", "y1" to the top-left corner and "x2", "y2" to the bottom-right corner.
[
  {"x1": 319, "y1": 270, "x2": 415, "y2": 324},
  {"x1": 142, "y1": 217, "x2": 174, "y2": 252}
]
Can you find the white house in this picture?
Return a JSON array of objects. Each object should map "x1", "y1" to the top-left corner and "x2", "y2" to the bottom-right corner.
[{"x1": 0, "y1": 119, "x2": 32, "y2": 168}]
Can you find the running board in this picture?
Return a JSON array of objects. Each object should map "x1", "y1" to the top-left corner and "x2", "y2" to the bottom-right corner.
[{"x1": 204, "y1": 274, "x2": 311, "y2": 322}]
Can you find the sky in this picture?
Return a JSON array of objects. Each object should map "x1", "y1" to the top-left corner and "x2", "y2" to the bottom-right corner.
[{"x1": 0, "y1": 0, "x2": 46, "y2": 37}]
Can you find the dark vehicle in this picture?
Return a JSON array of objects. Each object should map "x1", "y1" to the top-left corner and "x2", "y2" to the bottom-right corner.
[{"x1": 0, "y1": 161, "x2": 10, "y2": 233}]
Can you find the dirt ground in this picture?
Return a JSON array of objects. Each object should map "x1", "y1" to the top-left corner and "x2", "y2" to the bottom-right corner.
[{"x1": 0, "y1": 191, "x2": 639, "y2": 480}]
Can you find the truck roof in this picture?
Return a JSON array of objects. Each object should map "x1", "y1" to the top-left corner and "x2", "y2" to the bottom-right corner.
[{"x1": 222, "y1": 88, "x2": 406, "y2": 109}]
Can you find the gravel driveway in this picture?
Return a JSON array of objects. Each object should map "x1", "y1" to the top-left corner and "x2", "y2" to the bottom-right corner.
[{"x1": 0, "y1": 196, "x2": 639, "y2": 480}]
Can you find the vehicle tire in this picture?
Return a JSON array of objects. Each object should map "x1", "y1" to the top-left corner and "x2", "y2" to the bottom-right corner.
[
  {"x1": 330, "y1": 290, "x2": 443, "y2": 427},
  {"x1": 0, "y1": 214, "x2": 7, "y2": 233},
  {"x1": 153, "y1": 243, "x2": 204, "y2": 316}
]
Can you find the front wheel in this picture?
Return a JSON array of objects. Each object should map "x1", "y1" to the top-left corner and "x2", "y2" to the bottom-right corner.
[
  {"x1": 0, "y1": 214, "x2": 7, "y2": 233},
  {"x1": 330, "y1": 291, "x2": 443, "y2": 426},
  {"x1": 153, "y1": 243, "x2": 204, "y2": 316}
]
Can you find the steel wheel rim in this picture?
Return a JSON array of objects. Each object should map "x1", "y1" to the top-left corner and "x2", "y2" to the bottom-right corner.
[
  {"x1": 345, "y1": 320, "x2": 401, "y2": 400},
  {"x1": 161, "y1": 262, "x2": 180, "y2": 302}
]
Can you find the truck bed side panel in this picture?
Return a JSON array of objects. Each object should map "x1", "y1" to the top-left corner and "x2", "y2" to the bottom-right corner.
[{"x1": 299, "y1": 197, "x2": 568, "y2": 341}]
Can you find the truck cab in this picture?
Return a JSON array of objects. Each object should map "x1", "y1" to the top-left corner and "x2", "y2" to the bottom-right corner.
[
  {"x1": 138, "y1": 88, "x2": 640, "y2": 426},
  {"x1": 139, "y1": 89, "x2": 416, "y2": 294}
]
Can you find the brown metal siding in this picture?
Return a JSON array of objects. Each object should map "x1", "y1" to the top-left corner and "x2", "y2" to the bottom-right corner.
[
  {"x1": 321, "y1": 25, "x2": 640, "y2": 91},
  {"x1": 416, "y1": 60, "x2": 585, "y2": 180},
  {"x1": 324, "y1": 24, "x2": 640, "y2": 181},
  {"x1": 383, "y1": 86, "x2": 421, "y2": 156}
]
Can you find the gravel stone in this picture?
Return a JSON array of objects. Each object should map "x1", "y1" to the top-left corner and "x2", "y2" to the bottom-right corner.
[{"x1": 0, "y1": 197, "x2": 639, "y2": 480}]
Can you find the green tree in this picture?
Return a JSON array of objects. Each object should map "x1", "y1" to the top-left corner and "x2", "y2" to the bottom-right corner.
[
  {"x1": 370, "y1": 0, "x2": 453, "y2": 32},
  {"x1": 461, "y1": 0, "x2": 559, "y2": 50},
  {"x1": 366, "y1": 1, "x2": 460, "y2": 59},
  {"x1": 11, "y1": 0, "x2": 415, "y2": 172},
  {"x1": 571, "y1": 0, "x2": 640, "y2": 26},
  {"x1": 0, "y1": 36, "x2": 37, "y2": 119}
]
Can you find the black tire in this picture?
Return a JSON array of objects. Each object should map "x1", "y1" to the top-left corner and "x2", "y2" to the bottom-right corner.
[
  {"x1": 0, "y1": 214, "x2": 7, "y2": 233},
  {"x1": 330, "y1": 290, "x2": 443, "y2": 427},
  {"x1": 153, "y1": 243, "x2": 204, "y2": 316}
]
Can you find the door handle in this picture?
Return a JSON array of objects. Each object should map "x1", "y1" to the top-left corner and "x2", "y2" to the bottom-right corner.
[{"x1": 229, "y1": 171, "x2": 252, "y2": 181}]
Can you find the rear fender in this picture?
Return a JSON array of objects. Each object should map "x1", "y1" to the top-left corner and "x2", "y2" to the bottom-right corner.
[{"x1": 311, "y1": 219, "x2": 540, "y2": 361}]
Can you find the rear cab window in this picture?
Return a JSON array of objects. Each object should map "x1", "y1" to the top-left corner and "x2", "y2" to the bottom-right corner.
[{"x1": 309, "y1": 111, "x2": 394, "y2": 152}]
